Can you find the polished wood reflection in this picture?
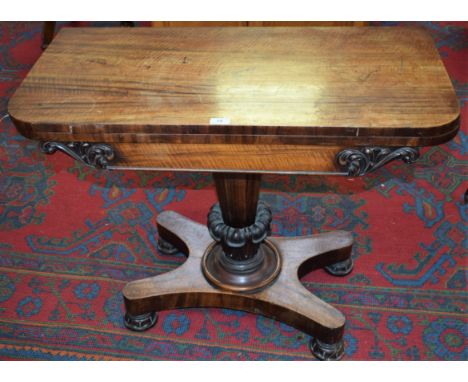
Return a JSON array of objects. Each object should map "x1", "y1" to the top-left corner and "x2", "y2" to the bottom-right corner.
[{"x1": 9, "y1": 27, "x2": 459, "y2": 149}]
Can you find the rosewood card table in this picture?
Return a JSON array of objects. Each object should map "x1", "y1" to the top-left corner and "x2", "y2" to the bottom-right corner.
[{"x1": 8, "y1": 27, "x2": 459, "y2": 360}]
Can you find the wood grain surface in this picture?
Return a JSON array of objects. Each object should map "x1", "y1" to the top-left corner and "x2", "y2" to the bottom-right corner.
[
  {"x1": 9, "y1": 27, "x2": 459, "y2": 146},
  {"x1": 107, "y1": 143, "x2": 344, "y2": 173},
  {"x1": 151, "y1": 21, "x2": 368, "y2": 27}
]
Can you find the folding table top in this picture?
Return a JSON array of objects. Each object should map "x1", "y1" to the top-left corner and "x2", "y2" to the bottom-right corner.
[{"x1": 8, "y1": 27, "x2": 459, "y2": 147}]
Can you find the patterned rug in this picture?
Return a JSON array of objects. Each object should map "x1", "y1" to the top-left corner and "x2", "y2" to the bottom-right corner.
[{"x1": 0, "y1": 21, "x2": 466, "y2": 361}]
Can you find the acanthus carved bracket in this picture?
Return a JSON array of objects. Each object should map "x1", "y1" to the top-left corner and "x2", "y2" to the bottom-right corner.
[
  {"x1": 336, "y1": 147, "x2": 420, "y2": 176},
  {"x1": 40, "y1": 142, "x2": 115, "y2": 169}
]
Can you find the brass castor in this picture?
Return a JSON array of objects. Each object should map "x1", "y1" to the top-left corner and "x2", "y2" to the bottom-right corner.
[
  {"x1": 157, "y1": 237, "x2": 178, "y2": 255},
  {"x1": 309, "y1": 337, "x2": 345, "y2": 361},
  {"x1": 123, "y1": 311, "x2": 158, "y2": 331},
  {"x1": 325, "y1": 257, "x2": 354, "y2": 276}
]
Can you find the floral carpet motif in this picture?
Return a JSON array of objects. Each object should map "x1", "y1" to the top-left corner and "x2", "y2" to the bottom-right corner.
[{"x1": 0, "y1": 22, "x2": 466, "y2": 360}]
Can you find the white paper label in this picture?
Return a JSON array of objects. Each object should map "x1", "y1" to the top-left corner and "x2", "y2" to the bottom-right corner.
[{"x1": 209, "y1": 117, "x2": 231, "y2": 125}]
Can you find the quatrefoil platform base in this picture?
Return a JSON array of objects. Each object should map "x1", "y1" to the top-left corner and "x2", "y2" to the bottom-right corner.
[{"x1": 123, "y1": 210, "x2": 354, "y2": 361}]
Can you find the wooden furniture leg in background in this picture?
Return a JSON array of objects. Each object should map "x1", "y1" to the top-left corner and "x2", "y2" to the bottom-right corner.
[
  {"x1": 42, "y1": 21, "x2": 56, "y2": 49},
  {"x1": 122, "y1": 173, "x2": 354, "y2": 360}
]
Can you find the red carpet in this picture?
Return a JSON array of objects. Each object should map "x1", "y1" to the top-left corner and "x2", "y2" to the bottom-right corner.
[{"x1": 0, "y1": 21, "x2": 466, "y2": 360}]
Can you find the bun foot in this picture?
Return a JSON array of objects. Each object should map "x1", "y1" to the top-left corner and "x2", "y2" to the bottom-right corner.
[
  {"x1": 309, "y1": 338, "x2": 345, "y2": 361},
  {"x1": 157, "y1": 237, "x2": 179, "y2": 255},
  {"x1": 325, "y1": 257, "x2": 353, "y2": 276},
  {"x1": 124, "y1": 311, "x2": 158, "y2": 331}
]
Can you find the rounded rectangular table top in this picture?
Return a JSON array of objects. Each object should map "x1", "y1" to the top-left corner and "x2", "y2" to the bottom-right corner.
[{"x1": 9, "y1": 26, "x2": 459, "y2": 147}]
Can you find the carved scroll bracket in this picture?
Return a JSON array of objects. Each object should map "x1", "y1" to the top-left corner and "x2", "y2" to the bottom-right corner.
[
  {"x1": 336, "y1": 147, "x2": 420, "y2": 176},
  {"x1": 40, "y1": 142, "x2": 115, "y2": 169}
]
